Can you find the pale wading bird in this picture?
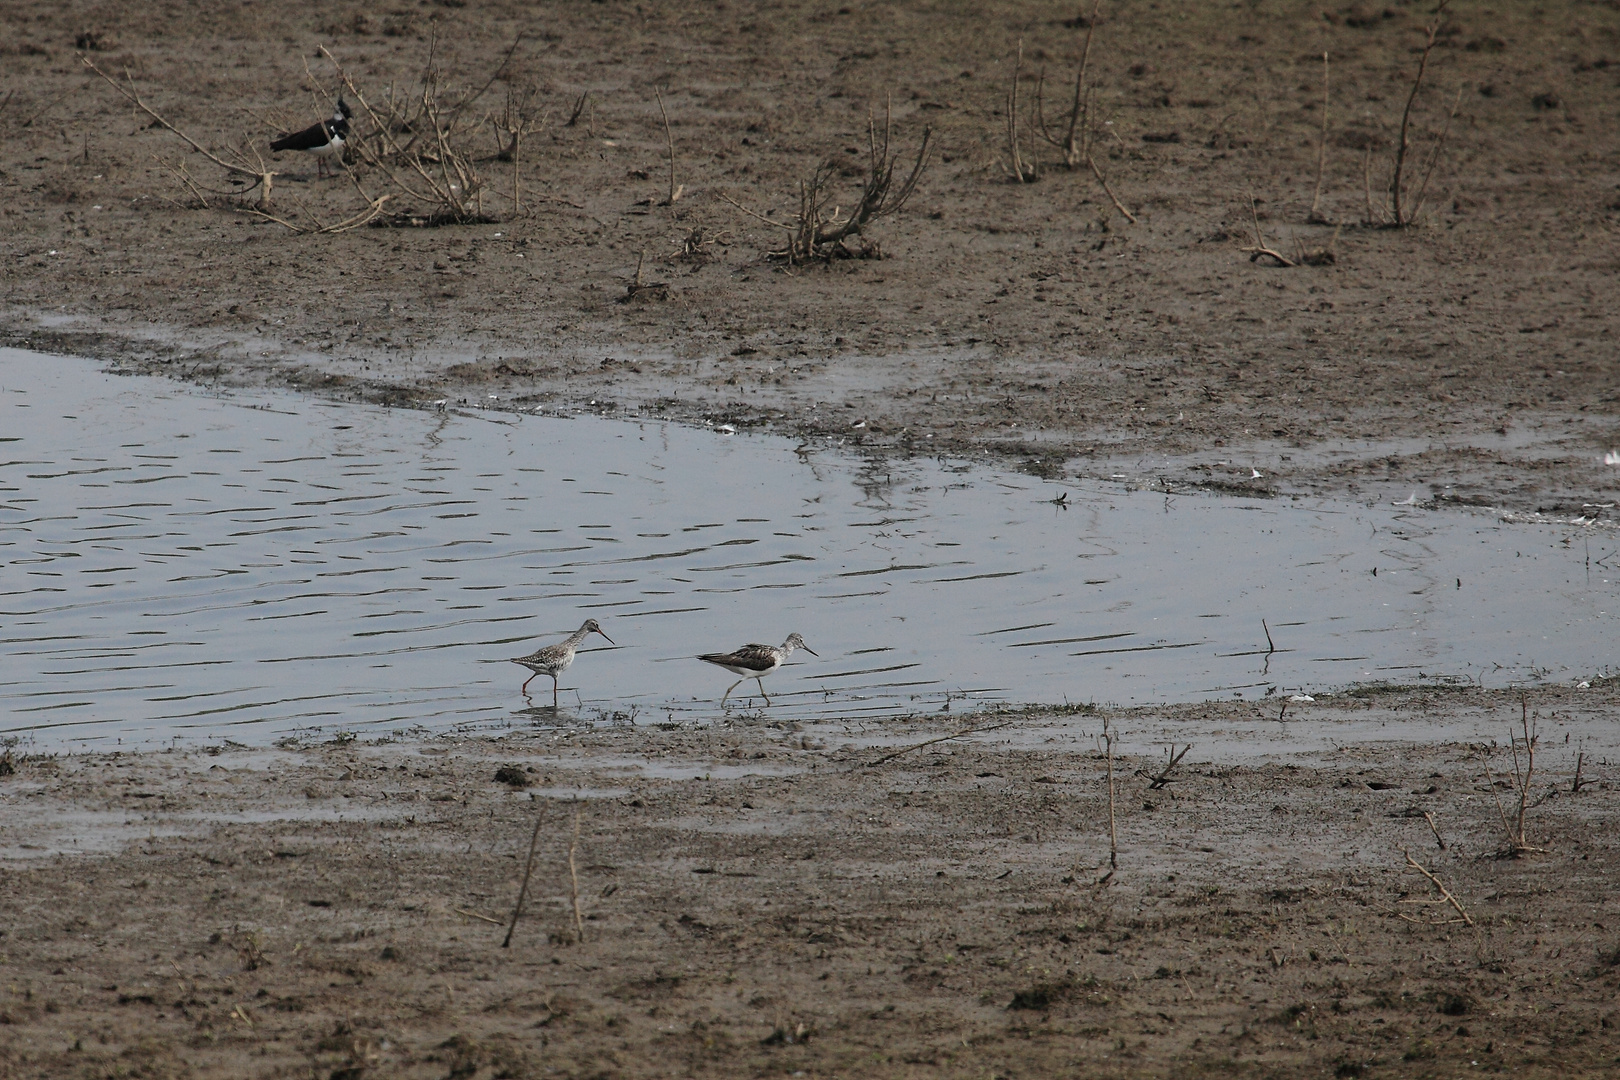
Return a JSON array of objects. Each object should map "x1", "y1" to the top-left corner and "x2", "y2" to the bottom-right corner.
[
  {"x1": 508, "y1": 619, "x2": 614, "y2": 706},
  {"x1": 270, "y1": 98, "x2": 353, "y2": 178},
  {"x1": 697, "y1": 632, "x2": 817, "y2": 707}
]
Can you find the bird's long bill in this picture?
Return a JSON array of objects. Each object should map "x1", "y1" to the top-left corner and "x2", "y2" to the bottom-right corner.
[
  {"x1": 801, "y1": 645, "x2": 818, "y2": 656},
  {"x1": 595, "y1": 629, "x2": 616, "y2": 645}
]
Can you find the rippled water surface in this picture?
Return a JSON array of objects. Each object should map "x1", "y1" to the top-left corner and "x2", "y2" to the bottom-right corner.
[{"x1": 2, "y1": 348, "x2": 1613, "y2": 749}]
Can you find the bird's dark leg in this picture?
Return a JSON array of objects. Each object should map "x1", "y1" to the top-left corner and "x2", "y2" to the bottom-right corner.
[
  {"x1": 520, "y1": 672, "x2": 536, "y2": 695},
  {"x1": 552, "y1": 675, "x2": 559, "y2": 708},
  {"x1": 722, "y1": 678, "x2": 742, "y2": 706},
  {"x1": 756, "y1": 677, "x2": 771, "y2": 706}
]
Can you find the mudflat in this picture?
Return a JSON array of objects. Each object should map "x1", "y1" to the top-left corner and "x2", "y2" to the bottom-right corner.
[
  {"x1": 2, "y1": 0, "x2": 1617, "y2": 510},
  {"x1": 3, "y1": 687, "x2": 1619, "y2": 1078},
  {"x1": 3, "y1": 1, "x2": 1620, "y2": 1076}
]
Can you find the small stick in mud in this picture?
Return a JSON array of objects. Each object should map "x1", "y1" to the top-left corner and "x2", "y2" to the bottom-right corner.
[
  {"x1": 1102, "y1": 718, "x2": 1118, "y2": 875},
  {"x1": 1137, "y1": 743, "x2": 1191, "y2": 789},
  {"x1": 1399, "y1": 847, "x2": 1472, "y2": 925},
  {"x1": 566, "y1": 90, "x2": 590, "y2": 127},
  {"x1": 1003, "y1": 41, "x2": 1038, "y2": 183},
  {"x1": 1423, "y1": 810, "x2": 1446, "y2": 851},
  {"x1": 502, "y1": 809, "x2": 546, "y2": 948},
  {"x1": 654, "y1": 87, "x2": 683, "y2": 205},
  {"x1": 1483, "y1": 698, "x2": 1547, "y2": 856},
  {"x1": 568, "y1": 807, "x2": 586, "y2": 944},
  {"x1": 862, "y1": 720, "x2": 1017, "y2": 768},
  {"x1": 1389, "y1": 0, "x2": 1451, "y2": 226},
  {"x1": 1242, "y1": 196, "x2": 1297, "y2": 267},
  {"x1": 1572, "y1": 746, "x2": 1590, "y2": 793},
  {"x1": 1309, "y1": 51, "x2": 1330, "y2": 223}
]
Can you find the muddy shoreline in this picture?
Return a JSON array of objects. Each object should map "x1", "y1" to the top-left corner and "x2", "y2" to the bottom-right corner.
[
  {"x1": 4, "y1": 687, "x2": 1620, "y2": 1078},
  {"x1": 4, "y1": 0, "x2": 1619, "y2": 515},
  {"x1": 4, "y1": 1, "x2": 1620, "y2": 1074}
]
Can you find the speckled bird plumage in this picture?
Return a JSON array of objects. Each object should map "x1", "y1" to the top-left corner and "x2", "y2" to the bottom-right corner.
[
  {"x1": 509, "y1": 618, "x2": 613, "y2": 705},
  {"x1": 697, "y1": 632, "x2": 816, "y2": 706}
]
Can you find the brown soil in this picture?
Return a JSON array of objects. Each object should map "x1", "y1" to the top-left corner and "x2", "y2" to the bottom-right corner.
[
  {"x1": 5, "y1": 4, "x2": 1620, "y2": 1076},
  {"x1": 3, "y1": 0, "x2": 1618, "y2": 512},
  {"x1": 4, "y1": 687, "x2": 1620, "y2": 1078}
]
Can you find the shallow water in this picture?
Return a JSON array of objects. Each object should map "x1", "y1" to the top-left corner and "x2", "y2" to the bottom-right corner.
[{"x1": 2, "y1": 348, "x2": 1613, "y2": 750}]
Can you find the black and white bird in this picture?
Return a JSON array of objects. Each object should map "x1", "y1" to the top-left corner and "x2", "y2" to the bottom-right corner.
[
  {"x1": 697, "y1": 632, "x2": 817, "y2": 707},
  {"x1": 270, "y1": 98, "x2": 352, "y2": 177},
  {"x1": 508, "y1": 619, "x2": 615, "y2": 707}
]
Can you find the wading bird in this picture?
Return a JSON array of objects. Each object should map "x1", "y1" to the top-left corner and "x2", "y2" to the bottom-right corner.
[
  {"x1": 697, "y1": 632, "x2": 817, "y2": 707},
  {"x1": 509, "y1": 619, "x2": 614, "y2": 707}
]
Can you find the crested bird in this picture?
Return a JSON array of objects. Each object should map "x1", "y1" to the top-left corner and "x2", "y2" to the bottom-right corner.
[
  {"x1": 697, "y1": 632, "x2": 817, "y2": 707},
  {"x1": 270, "y1": 98, "x2": 353, "y2": 178},
  {"x1": 508, "y1": 618, "x2": 614, "y2": 706}
]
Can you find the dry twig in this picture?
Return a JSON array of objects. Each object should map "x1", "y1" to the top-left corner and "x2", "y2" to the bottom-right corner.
[
  {"x1": 568, "y1": 807, "x2": 586, "y2": 945},
  {"x1": 1309, "y1": 51, "x2": 1331, "y2": 223},
  {"x1": 502, "y1": 809, "x2": 545, "y2": 948},
  {"x1": 654, "y1": 87, "x2": 683, "y2": 205},
  {"x1": 1241, "y1": 196, "x2": 1297, "y2": 266},
  {"x1": 1482, "y1": 699, "x2": 1548, "y2": 856},
  {"x1": 81, "y1": 55, "x2": 274, "y2": 203},
  {"x1": 1004, "y1": 41, "x2": 1039, "y2": 183},
  {"x1": 1399, "y1": 847, "x2": 1473, "y2": 925},
  {"x1": 1389, "y1": 0, "x2": 1451, "y2": 226},
  {"x1": 724, "y1": 98, "x2": 930, "y2": 263},
  {"x1": 1137, "y1": 743, "x2": 1191, "y2": 789},
  {"x1": 863, "y1": 720, "x2": 1017, "y2": 768}
]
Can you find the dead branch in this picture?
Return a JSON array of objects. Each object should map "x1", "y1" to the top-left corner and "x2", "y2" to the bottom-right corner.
[
  {"x1": 1390, "y1": 0, "x2": 1451, "y2": 226},
  {"x1": 1423, "y1": 810, "x2": 1446, "y2": 850},
  {"x1": 1481, "y1": 700, "x2": 1548, "y2": 856},
  {"x1": 1136, "y1": 743, "x2": 1191, "y2": 789},
  {"x1": 502, "y1": 808, "x2": 545, "y2": 948},
  {"x1": 1004, "y1": 41, "x2": 1038, "y2": 183},
  {"x1": 654, "y1": 87, "x2": 683, "y2": 205},
  {"x1": 1399, "y1": 847, "x2": 1473, "y2": 925},
  {"x1": 862, "y1": 720, "x2": 1016, "y2": 769},
  {"x1": 1036, "y1": 0, "x2": 1102, "y2": 167},
  {"x1": 1406, "y1": 86, "x2": 1462, "y2": 224},
  {"x1": 1241, "y1": 196, "x2": 1297, "y2": 266},
  {"x1": 81, "y1": 55, "x2": 273, "y2": 202},
  {"x1": 725, "y1": 98, "x2": 930, "y2": 264},
  {"x1": 1103, "y1": 719, "x2": 1119, "y2": 875},
  {"x1": 1309, "y1": 51, "x2": 1330, "y2": 223},
  {"x1": 566, "y1": 90, "x2": 590, "y2": 126},
  {"x1": 567, "y1": 807, "x2": 586, "y2": 945}
]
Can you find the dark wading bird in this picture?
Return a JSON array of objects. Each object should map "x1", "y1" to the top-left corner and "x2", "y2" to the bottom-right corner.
[
  {"x1": 270, "y1": 98, "x2": 353, "y2": 178},
  {"x1": 697, "y1": 632, "x2": 817, "y2": 707},
  {"x1": 509, "y1": 619, "x2": 614, "y2": 707}
]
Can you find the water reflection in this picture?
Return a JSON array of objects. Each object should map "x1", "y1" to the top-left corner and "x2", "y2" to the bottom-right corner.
[{"x1": 0, "y1": 348, "x2": 1612, "y2": 749}]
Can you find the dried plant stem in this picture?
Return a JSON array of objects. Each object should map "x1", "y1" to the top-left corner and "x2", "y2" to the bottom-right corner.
[
  {"x1": 1407, "y1": 86, "x2": 1462, "y2": 223},
  {"x1": 81, "y1": 56, "x2": 273, "y2": 202},
  {"x1": 1423, "y1": 810, "x2": 1446, "y2": 850},
  {"x1": 1103, "y1": 719, "x2": 1118, "y2": 872},
  {"x1": 1309, "y1": 51, "x2": 1330, "y2": 223},
  {"x1": 568, "y1": 808, "x2": 586, "y2": 944},
  {"x1": 863, "y1": 720, "x2": 1017, "y2": 768},
  {"x1": 1390, "y1": 0, "x2": 1450, "y2": 226},
  {"x1": 1087, "y1": 152, "x2": 1136, "y2": 224},
  {"x1": 1005, "y1": 41, "x2": 1037, "y2": 182},
  {"x1": 566, "y1": 91, "x2": 590, "y2": 126},
  {"x1": 1243, "y1": 196, "x2": 1297, "y2": 266},
  {"x1": 1400, "y1": 848, "x2": 1473, "y2": 925},
  {"x1": 502, "y1": 809, "x2": 545, "y2": 948},
  {"x1": 1482, "y1": 699, "x2": 1548, "y2": 855},
  {"x1": 1139, "y1": 743, "x2": 1191, "y2": 789},
  {"x1": 654, "y1": 87, "x2": 683, "y2": 204},
  {"x1": 1362, "y1": 145, "x2": 1375, "y2": 224}
]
